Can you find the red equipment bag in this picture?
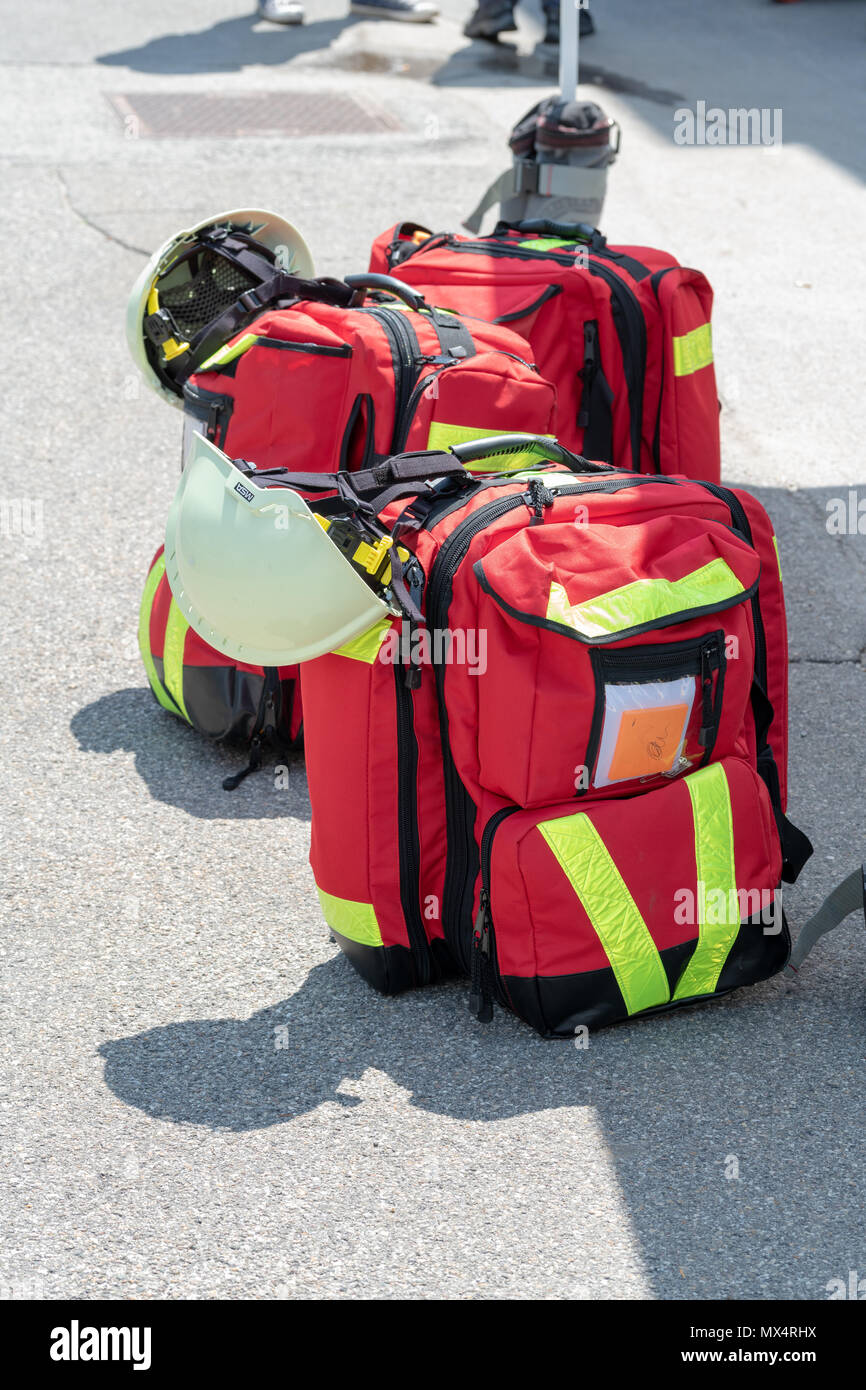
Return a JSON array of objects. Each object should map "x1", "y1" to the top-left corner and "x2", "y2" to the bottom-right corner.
[
  {"x1": 182, "y1": 272, "x2": 557, "y2": 476},
  {"x1": 287, "y1": 435, "x2": 811, "y2": 1033},
  {"x1": 368, "y1": 220, "x2": 721, "y2": 482},
  {"x1": 139, "y1": 546, "x2": 303, "y2": 788},
  {"x1": 177, "y1": 273, "x2": 555, "y2": 783}
]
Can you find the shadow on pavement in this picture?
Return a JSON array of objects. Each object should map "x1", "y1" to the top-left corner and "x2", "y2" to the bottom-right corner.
[
  {"x1": 96, "y1": 14, "x2": 358, "y2": 75},
  {"x1": 71, "y1": 687, "x2": 310, "y2": 822},
  {"x1": 98, "y1": 948, "x2": 866, "y2": 1296}
]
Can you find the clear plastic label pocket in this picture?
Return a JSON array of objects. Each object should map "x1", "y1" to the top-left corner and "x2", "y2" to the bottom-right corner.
[{"x1": 594, "y1": 677, "x2": 694, "y2": 788}]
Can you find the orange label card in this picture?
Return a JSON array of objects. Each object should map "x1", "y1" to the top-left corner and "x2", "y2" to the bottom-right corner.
[{"x1": 607, "y1": 703, "x2": 690, "y2": 782}]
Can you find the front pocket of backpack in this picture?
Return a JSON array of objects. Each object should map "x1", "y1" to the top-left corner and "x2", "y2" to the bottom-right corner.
[
  {"x1": 584, "y1": 631, "x2": 747, "y2": 793},
  {"x1": 472, "y1": 511, "x2": 760, "y2": 807},
  {"x1": 479, "y1": 755, "x2": 786, "y2": 1037},
  {"x1": 220, "y1": 336, "x2": 354, "y2": 470}
]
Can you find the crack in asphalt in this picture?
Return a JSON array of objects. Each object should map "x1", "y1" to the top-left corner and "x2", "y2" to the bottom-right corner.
[{"x1": 56, "y1": 167, "x2": 149, "y2": 257}]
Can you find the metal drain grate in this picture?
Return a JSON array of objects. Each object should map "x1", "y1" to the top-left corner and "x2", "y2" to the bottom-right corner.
[{"x1": 107, "y1": 91, "x2": 404, "y2": 139}]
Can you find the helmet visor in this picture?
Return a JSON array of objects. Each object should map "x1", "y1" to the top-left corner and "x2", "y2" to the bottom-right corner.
[{"x1": 164, "y1": 436, "x2": 392, "y2": 667}]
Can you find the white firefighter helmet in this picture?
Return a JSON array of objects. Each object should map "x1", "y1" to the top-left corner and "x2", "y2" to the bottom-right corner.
[{"x1": 126, "y1": 208, "x2": 314, "y2": 408}]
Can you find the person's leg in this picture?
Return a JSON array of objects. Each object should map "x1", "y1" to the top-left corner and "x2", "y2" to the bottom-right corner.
[
  {"x1": 541, "y1": 2, "x2": 595, "y2": 46},
  {"x1": 463, "y1": 0, "x2": 518, "y2": 41},
  {"x1": 349, "y1": 0, "x2": 439, "y2": 20}
]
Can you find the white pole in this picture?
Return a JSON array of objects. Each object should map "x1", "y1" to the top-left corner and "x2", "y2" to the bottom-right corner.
[{"x1": 558, "y1": 0, "x2": 580, "y2": 103}]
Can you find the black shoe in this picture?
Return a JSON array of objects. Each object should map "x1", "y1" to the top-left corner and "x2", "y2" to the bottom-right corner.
[
  {"x1": 542, "y1": 6, "x2": 594, "y2": 45},
  {"x1": 464, "y1": 2, "x2": 517, "y2": 40}
]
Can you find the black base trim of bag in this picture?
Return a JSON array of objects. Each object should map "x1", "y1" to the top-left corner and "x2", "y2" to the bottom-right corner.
[
  {"x1": 332, "y1": 931, "x2": 458, "y2": 996},
  {"x1": 502, "y1": 910, "x2": 791, "y2": 1038}
]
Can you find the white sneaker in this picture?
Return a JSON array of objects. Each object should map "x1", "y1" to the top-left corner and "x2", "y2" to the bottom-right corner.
[
  {"x1": 258, "y1": 0, "x2": 305, "y2": 23},
  {"x1": 350, "y1": 0, "x2": 438, "y2": 21}
]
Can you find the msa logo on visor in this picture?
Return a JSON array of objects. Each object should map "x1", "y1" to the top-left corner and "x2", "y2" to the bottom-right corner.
[{"x1": 233, "y1": 481, "x2": 255, "y2": 504}]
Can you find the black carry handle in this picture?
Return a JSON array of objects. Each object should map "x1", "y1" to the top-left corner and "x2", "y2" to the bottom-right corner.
[
  {"x1": 344, "y1": 273, "x2": 427, "y2": 311},
  {"x1": 449, "y1": 434, "x2": 605, "y2": 474},
  {"x1": 494, "y1": 218, "x2": 606, "y2": 249}
]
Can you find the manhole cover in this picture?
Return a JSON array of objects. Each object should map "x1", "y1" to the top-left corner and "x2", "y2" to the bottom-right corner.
[{"x1": 107, "y1": 91, "x2": 403, "y2": 138}]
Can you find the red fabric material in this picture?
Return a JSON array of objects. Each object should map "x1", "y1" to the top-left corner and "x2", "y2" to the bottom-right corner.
[
  {"x1": 302, "y1": 464, "x2": 790, "y2": 1004},
  {"x1": 186, "y1": 297, "x2": 556, "y2": 476},
  {"x1": 488, "y1": 757, "x2": 780, "y2": 981},
  {"x1": 369, "y1": 224, "x2": 720, "y2": 481}
]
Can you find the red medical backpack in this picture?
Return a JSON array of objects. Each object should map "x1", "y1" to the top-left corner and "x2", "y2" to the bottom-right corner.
[
  {"x1": 290, "y1": 437, "x2": 810, "y2": 1035},
  {"x1": 369, "y1": 221, "x2": 721, "y2": 483},
  {"x1": 182, "y1": 274, "x2": 557, "y2": 474}
]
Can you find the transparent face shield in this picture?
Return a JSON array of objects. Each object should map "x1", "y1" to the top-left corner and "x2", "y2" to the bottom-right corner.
[{"x1": 164, "y1": 436, "x2": 392, "y2": 667}]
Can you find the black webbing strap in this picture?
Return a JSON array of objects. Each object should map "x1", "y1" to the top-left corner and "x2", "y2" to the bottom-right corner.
[
  {"x1": 428, "y1": 306, "x2": 476, "y2": 361},
  {"x1": 788, "y1": 866, "x2": 866, "y2": 971},
  {"x1": 177, "y1": 273, "x2": 354, "y2": 382},
  {"x1": 237, "y1": 451, "x2": 475, "y2": 503}
]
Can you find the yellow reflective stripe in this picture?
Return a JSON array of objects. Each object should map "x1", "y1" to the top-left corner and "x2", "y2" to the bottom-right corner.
[
  {"x1": 772, "y1": 534, "x2": 782, "y2": 581},
  {"x1": 672, "y1": 322, "x2": 713, "y2": 377},
  {"x1": 198, "y1": 332, "x2": 259, "y2": 372},
  {"x1": 426, "y1": 423, "x2": 555, "y2": 472},
  {"x1": 538, "y1": 814, "x2": 670, "y2": 1015},
  {"x1": 317, "y1": 889, "x2": 383, "y2": 947},
  {"x1": 673, "y1": 763, "x2": 739, "y2": 999},
  {"x1": 519, "y1": 237, "x2": 577, "y2": 251},
  {"x1": 332, "y1": 618, "x2": 391, "y2": 664},
  {"x1": 546, "y1": 557, "x2": 745, "y2": 639},
  {"x1": 138, "y1": 555, "x2": 183, "y2": 717},
  {"x1": 162, "y1": 600, "x2": 191, "y2": 723}
]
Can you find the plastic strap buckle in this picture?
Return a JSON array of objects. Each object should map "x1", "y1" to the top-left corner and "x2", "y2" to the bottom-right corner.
[
  {"x1": 144, "y1": 307, "x2": 180, "y2": 346},
  {"x1": 238, "y1": 287, "x2": 264, "y2": 313}
]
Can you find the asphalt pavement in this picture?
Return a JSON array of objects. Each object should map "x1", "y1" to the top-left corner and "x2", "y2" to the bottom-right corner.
[{"x1": 1, "y1": 0, "x2": 865, "y2": 1301}]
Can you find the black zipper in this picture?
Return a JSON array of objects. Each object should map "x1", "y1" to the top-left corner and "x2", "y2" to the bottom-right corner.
[
  {"x1": 650, "y1": 267, "x2": 674, "y2": 472},
  {"x1": 426, "y1": 473, "x2": 676, "y2": 967},
  {"x1": 696, "y1": 482, "x2": 768, "y2": 693},
  {"x1": 393, "y1": 661, "x2": 433, "y2": 984},
  {"x1": 368, "y1": 306, "x2": 423, "y2": 453},
  {"x1": 252, "y1": 338, "x2": 353, "y2": 357},
  {"x1": 577, "y1": 319, "x2": 599, "y2": 429},
  {"x1": 587, "y1": 260, "x2": 646, "y2": 472},
  {"x1": 469, "y1": 805, "x2": 520, "y2": 1022}
]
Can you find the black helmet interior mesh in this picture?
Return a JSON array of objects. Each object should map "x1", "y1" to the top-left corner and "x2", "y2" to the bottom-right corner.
[{"x1": 160, "y1": 250, "x2": 258, "y2": 341}]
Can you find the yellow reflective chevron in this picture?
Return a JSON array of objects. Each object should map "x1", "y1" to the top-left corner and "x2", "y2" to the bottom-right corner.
[
  {"x1": 162, "y1": 599, "x2": 191, "y2": 723},
  {"x1": 427, "y1": 423, "x2": 556, "y2": 472},
  {"x1": 546, "y1": 557, "x2": 745, "y2": 639},
  {"x1": 138, "y1": 554, "x2": 183, "y2": 717},
  {"x1": 538, "y1": 814, "x2": 671, "y2": 1015},
  {"x1": 772, "y1": 534, "x2": 783, "y2": 581},
  {"x1": 317, "y1": 888, "x2": 383, "y2": 947},
  {"x1": 672, "y1": 322, "x2": 713, "y2": 377},
  {"x1": 332, "y1": 618, "x2": 392, "y2": 664},
  {"x1": 673, "y1": 763, "x2": 739, "y2": 999},
  {"x1": 197, "y1": 332, "x2": 258, "y2": 372}
]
